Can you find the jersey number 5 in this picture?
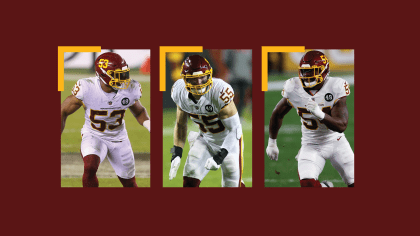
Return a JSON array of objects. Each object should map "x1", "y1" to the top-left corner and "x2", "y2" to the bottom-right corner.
[
  {"x1": 219, "y1": 87, "x2": 234, "y2": 104},
  {"x1": 90, "y1": 109, "x2": 125, "y2": 132},
  {"x1": 189, "y1": 114, "x2": 225, "y2": 134},
  {"x1": 297, "y1": 107, "x2": 331, "y2": 130}
]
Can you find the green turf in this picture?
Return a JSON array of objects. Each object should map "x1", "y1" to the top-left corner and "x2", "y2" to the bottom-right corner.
[
  {"x1": 264, "y1": 73, "x2": 354, "y2": 187},
  {"x1": 60, "y1": 74, "x2": 151, "y2": 153},
  {"x1": 61, "y1": 178, "x2": 150, "y2": 187},
  {"x1": 162, "y1": 106, "x2": 253, "y2": 187}
]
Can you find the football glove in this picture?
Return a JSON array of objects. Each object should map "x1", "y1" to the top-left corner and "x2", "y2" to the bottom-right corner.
[
  {"x1": 169, "y1": 146, "x2": 183, "y2": 180},
  {"x1": 305, "y1": 98, "x2": 325, "y2": 120},
  {"x1": 205, "y1": 148, "x2": 228, "y2": 171},
  {"x1": 266, "y1": 138, "x2": 279, "y2": 161},
  {"x1": 204, "y1": 158, "x2": 220, "y2": 170},
  {"x1": 169, "y1": 157, "x2": 180, "y2": 180}
]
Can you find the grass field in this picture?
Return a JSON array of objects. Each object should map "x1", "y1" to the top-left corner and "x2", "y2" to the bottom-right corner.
[
  {"x1": 61, "y1": 72, "x2": 151, "y2": 187},
  {"x1": 264, "y1": 72, "x2": 354, "y2": 187},
  {"x1": 162, "y1": 105, "x2": 253, "y2": 187},
  {"x1": 61, "y1": 178, "x2": 151, "y2": 187}
]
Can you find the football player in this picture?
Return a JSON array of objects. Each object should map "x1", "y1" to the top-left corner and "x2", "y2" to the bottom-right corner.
[
  {"x1": 266, "y1": 50, "x2": 354, "y2": 187},
  {"x1": 61, "y1": 52, "x2": 150, "y2": 187},
  {"x1": 169, "y1": 55, "x2": 245, "y2": 187}
]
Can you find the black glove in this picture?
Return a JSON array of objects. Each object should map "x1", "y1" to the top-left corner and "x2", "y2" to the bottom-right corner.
[
  {"x1": 213, "y1": 148, "x2": 228, "y2": 165},
  {"x1": 170, "y1": 146, "x2": 183, "y2": 162}
]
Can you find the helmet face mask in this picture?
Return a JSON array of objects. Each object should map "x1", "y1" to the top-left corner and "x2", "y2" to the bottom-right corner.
[
  {"x1": 298, "y1": 51, "x2": 329, "y2": 88},
  {"x1": 106, "y1": 67, "x2": 131, "y2": 89},
  {"x1": 181, "y1": 55, "x2": 213, "y2": 96},
  {"x1": 95, "y1": 52, "x2": 131, "y2": 90},
  {"x1": 184, "y1": 74, "x2": 212, "y2": 95}
]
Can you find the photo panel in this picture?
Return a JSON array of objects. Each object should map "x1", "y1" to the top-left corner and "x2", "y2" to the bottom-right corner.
[
  {"x1": 264, "y1": 49, "x2": 355, "y2": 187},
  {"x1": 162, "y1": 49, "x2": 253, "y2": 187},
  {"x1": 60, "y1": 49, "x2": 151, "y2": 187}
]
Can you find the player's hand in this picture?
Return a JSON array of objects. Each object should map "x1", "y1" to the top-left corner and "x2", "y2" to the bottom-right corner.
[
  {"x1": 305, "y1": 99, "x2": 325, "y2": 120},
  {"x1": 266, "y1": 138, "x2": 279, "y2": 161},
  {"x1": 205, "y1": 158, "x2": 220, "y2": 170},
  {"x1": 169, "y1": 156, "x2": 181, "y2": 180}
]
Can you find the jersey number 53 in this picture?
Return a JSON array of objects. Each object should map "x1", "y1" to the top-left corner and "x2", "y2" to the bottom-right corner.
[{"x1": 90, "y1": 109, "x2": 125, "y2": 132}]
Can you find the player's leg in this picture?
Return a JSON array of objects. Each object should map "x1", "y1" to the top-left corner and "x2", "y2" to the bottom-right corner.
[
  {"x1": 183, "y1": 177, "x2": 201, "y2": 187},
  {"x1": 80, "y1": 134, "x2": 108, "y2": 187},
  {"x1": 183, "y1": 137, "x2": 211, "y2": 187},
  {"x1": 220, "y1": 136, "x2": 244, "y2": 187},
  {"x1": 82, "y1": 155, "x2": 100, "y2": 187},
  {"x1": 107, "y1": 139, "x2": 137, "y2": 187},
  {"x1": 296, "y1": 145, "x2": 326, "y2": 187},
  {"x1": 330, "y1": 136, "x2": 354, "y2": 187},
  {"x1": 118, "y1": 176, "x2": 138, "y2": 187}
]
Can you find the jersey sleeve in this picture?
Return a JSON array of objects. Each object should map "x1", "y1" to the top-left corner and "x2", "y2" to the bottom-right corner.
[
  {"x1": 281, "y1": 78, "x2": 295, "y2": 99},
  {"x1": 217, "y1": 81, "x2": 235, "y2": 110},
  {"x1": 171, "y1": 79, "x2": 183, "y2": 106},
  {"x1": 134, "y1": 80, "x2": 142, "y2": 101},
  {"x1": 71, "y1": 79, "x2": 84, "y2": 101},
  {"x1": 333, "y1": 78, "x2": 351, "y2": 99}
]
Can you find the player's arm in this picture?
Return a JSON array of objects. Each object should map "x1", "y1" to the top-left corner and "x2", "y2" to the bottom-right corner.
[
  {"x1": 169, "y1": 106, "x2": 188, "y2": 180},
  {"x1": 61, "y1": 95, "x2": 83, "y2": 135},
  {"x1": 320, "y1": 97, "x2": 349, "y2": 133},
  {"x1": 205, "y1": 102, "x2": 241, "y2": 170},
  {"x1": 129, "y1": 100, "x2": 150, "y2": 132},
  {"x1": 266, "y1": 98, "x2": 292, "y2": 161},
  {"x1": 174, "y1": 106, "x2": 188, "y2": 148},
  {"x1": 269, "y1": 98, "x2": 292, "y2": 139}
]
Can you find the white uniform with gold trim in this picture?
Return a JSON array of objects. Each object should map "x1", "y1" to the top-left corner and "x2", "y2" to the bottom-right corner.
[
  {"x1": 171, "y1": 78, "x2": 244, "y2": 187},
  {"x1": 282, "y1": 77, "x2": 354, "y2": 185},
  {"x1": 73, "y1": 77, "x2": 142, "y2": 141},
  {"x1": 71, "y1": 77, "x2": 142, "y2": 179}
]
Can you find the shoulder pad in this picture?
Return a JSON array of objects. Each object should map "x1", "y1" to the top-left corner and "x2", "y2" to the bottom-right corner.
[
  {"x1": 330, "y1": 77, "x2": 346, "y2": 93},
  {"x1": 171, "y1": 79, "x2": 185, "y2": 104},
  {"x1": 215, "y1": 79, "x2": 234, "y2": 105},
  {"x1": 282, "y1": 78, "x2": 297, "y2": 98},
  {"x1": 283, "y1": 78, "x2": 296, "y2": 93}
]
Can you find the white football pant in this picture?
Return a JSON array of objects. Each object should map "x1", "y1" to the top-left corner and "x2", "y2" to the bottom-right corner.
[
  {"x1": 296, "y1": 135, "x2": 354, "y2": 185},
  {"x1": 80, "y1": 133, "x2": 135, "y2": 179},
  {"x1": 183, "y1": 134, "x2": 244, "y2": 187}
]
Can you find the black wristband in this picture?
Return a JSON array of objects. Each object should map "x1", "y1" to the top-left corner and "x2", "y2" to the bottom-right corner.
[
  {"x1": 170, "y1": 146, "x2": 183, "y2": 162},
  {"x1": 213, "y1": 148, "x2": 228, "y2": 165}
]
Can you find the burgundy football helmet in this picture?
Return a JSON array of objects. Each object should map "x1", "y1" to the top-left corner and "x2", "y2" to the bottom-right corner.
[
  {"x1": 180, "y1": 55, "x2": 213, "y2": 95},
  {"x1": 95, "y1": 52, "x2": 131, "y2": 89},
  {"x1": 298, "y1": 50, "x2": 329, "y2": 88}
]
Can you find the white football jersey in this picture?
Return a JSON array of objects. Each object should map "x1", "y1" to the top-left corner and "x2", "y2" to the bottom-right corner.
[
  {"x1": 282, "y1": 77, "x2": 351, "y2": 145},
  {"x1": 171, "y1": 78, "x2": 236, "y2": 147},
  {"x1": 72, "y1": 77, "x2": 142, "y2": 141}
]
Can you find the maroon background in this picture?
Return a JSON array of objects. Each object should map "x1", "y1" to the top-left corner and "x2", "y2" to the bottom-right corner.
[{"x1": 4, "y1": 3, "x2": 415, "y2": 236}]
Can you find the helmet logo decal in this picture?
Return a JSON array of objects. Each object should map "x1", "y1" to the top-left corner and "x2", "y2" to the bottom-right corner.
[
  {"x1": 324, "y1": 93, "x2": 333, "y2": 102},
  {"x1": 98, "y1": 59, "x2": 109, "y2": 68},
  {"x1": 205, "y1": 105, "x2": 213, "y2": 112},
  {"x1": 320, "y1": 55, "x2": 328, "y2": 64},
  {"x1": 121, "y1": 98, "x2": 130, "y2": 106}
]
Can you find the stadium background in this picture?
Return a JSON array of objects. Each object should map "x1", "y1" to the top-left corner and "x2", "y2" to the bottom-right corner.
[
  {"x1": 162, "y1": 50, "x2": 253, "y2": 187},
  {"x1": 60, "y1": 49, "x2": 151, "y2": 187},
  {"x1": 265, "y1": 49, "x2": 354, "y2": 187}
]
